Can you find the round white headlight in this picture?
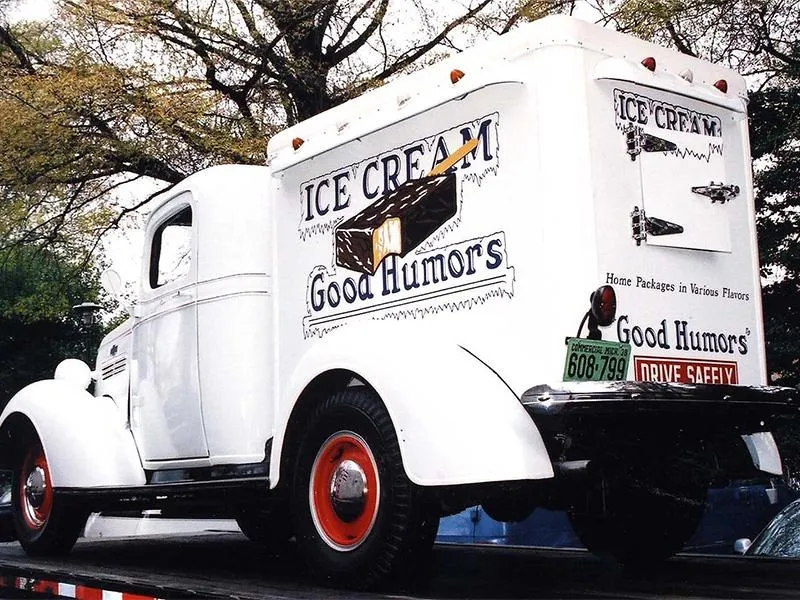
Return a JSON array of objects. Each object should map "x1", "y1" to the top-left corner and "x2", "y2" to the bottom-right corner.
[{"x1": 54, "y1": 359, "x2": 93, "y2": 390}]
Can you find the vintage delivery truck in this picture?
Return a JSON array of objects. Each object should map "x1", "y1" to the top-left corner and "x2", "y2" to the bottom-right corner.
[{"x1": 0, "y1": 14, "x2": 796, "y2": 589}]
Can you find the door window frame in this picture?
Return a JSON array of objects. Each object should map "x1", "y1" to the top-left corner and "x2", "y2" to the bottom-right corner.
[{"x1": 142, "y1": 193, "x2": 197, "y2": 300}]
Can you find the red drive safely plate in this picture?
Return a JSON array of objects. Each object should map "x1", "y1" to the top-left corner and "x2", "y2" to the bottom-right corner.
[{"x1": 634, "y1": 356, "x2": 739, "y2": 385}]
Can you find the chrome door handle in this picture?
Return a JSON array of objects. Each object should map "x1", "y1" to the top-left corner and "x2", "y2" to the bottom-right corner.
[{"x1": 691, "y1": 182, "x2": 740, "y2": 204}]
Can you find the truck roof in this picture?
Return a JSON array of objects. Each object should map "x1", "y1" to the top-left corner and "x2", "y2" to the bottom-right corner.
[
  {"x1": 146, "y1": 163, "x2": 268, "y2": 220},
  {"x1": 267, "y1": 14, "x2": 747, "y2": 172}
]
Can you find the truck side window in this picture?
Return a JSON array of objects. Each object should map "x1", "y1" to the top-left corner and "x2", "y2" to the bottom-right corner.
[{"x1": 149, "y1": 206, "x2": 193, "y2": 289}]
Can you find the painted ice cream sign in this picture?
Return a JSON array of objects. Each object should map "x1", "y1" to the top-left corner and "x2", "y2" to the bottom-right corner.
[
  {"x1": 298, "y1": 114, "x2": 515, "y2": 337},
  {"x1": 613, "y1": 89, "x2": 722, "y2": 138}
]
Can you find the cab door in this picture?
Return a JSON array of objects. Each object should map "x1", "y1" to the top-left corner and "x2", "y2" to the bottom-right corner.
[{"x1": 130, "y1": 195, "x2": 208, "y2": 462}]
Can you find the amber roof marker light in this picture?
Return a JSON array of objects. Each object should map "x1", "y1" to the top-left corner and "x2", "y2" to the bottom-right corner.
[
  {"x1": 450, "y1": 69, "x2": 465, "y2": 84},
  {"x1": 292, "y1": 137, "x2": 305, "y2": 150}
]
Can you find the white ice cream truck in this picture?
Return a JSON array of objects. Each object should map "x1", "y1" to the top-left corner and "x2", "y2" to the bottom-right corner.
[{"x1": 1, "y1": 14, "x2": 796, "y2": 589}]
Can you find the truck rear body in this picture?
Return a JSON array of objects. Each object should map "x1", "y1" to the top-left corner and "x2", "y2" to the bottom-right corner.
[{"x1": 270, "y1": 16, "x2": 767, "y2": 399}]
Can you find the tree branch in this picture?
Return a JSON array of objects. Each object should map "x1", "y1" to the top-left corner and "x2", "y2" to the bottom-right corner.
[
  {"x1": 665, "y1": 21, "x2": 697, "y2": 57},
  {"x1": 366, "y1": 0, "x2": 494, "y2": 86},
  {"x1": 0, "y1": 24, "x2": 36, "y2": 74}
]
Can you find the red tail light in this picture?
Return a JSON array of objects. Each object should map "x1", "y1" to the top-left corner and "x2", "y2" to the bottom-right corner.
[
  {"x1": 714, "y1": 79, "x2": 728, "y2": 93},
  {"x1": 591, "y1": 285, "x2": 617, "y2": 327},
  {"x1": 641, "y1": 57, "x2": 656, "y2": 71}
]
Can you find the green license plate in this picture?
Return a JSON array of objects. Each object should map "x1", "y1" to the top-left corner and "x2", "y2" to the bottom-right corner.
[{"x1": 563, "y1": 338, "x2": 632, "y2": 382}]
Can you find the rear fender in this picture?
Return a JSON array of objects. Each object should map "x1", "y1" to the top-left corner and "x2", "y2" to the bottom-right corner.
[
  {"x1": 272, "y1": 322, "x2": 554, "y2": 488},
  {"x1": 0, "y1": 380, "x2": 146, "y2": 488}
]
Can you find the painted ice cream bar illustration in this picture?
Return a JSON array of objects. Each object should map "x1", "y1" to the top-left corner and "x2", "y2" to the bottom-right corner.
[
  {"x1": 335, "y1": 139, "x2": 477, "y2": 275},
  {"x1": 335, "y1": 173, "x2": 457, "y2": 274}
]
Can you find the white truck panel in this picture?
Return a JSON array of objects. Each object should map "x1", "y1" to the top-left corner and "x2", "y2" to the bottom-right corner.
[{"x1": 583, "y1": 53, "x2": 766, "y2": 386}]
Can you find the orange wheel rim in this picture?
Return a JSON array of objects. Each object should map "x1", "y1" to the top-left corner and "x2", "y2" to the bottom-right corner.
[
  {"x1": 18, "y1": 445, "x2": 53, "y2": 531},
  {"x1": 309, "y1": 431, "x2": 380, "y2": 551}
]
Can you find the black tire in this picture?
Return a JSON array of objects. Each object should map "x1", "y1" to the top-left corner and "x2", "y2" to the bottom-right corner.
[
  {"x1": 568, "y1": 458, "x2": 707, "y2": 567},
  {"x1": 12, "y1": 435, "x2": 87, "y2": 556},
  {"x1": 291, "y1": 387, "x2": 440, "y2": 590},
  {"x1": 236, "y1": 507, "x2": 293, "y2": 550}
]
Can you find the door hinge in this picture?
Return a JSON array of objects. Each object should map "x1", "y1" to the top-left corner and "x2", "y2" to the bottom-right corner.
[
  {"x1": 624, "y1": 125, "x2": 677, "y2": 161},
  {"x1": 631, "y1": 206, "x2": 647, "y2": 245},
  {"x1": 631, "y1": 207, "x2": 684, "y2": 246},
  {"x1": 691, "y1": 182, "x2": 740, "y2": 204}
]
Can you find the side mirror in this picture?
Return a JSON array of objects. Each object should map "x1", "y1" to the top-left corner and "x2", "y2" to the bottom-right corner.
[
  {"x1": 733, "y1": 538, "x2": 752, "y2": 555},
  {"x1": 100, "y1": 268, "x2": 124, "y2": 299}
]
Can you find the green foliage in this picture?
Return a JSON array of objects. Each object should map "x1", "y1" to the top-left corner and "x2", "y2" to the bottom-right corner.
[
  {"x1": 0, "y1": 247, "x2": 106, "y2": 408},
  {"x1": 751, "y1": 77, "x2": 800, "y2": 386}
]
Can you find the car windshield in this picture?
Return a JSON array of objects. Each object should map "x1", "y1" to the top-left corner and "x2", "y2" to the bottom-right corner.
[{"x1": 750, "y1": 499, "x2": 800, "y2": 557}]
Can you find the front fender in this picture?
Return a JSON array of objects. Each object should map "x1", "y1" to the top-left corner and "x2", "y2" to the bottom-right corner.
[
  {"x1": 273, "y1": 321, "x2": 554, "y2": 488},
  {"x1": 0, "y1": 380, "x2": 145, "y2": 488}
]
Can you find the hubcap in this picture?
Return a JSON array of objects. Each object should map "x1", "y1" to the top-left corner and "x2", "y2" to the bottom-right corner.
[
  {"x1": 25, "y1": 467, "x2": 46, "y2": 509},
  {"x1": 330, "y1": 459, "x2": 368, "y2": 522},
  {"x1": 310, "y1": 431, "x2": 380, "y2": 551},
  {"x1": 19, "y1": 446, "x2": 53, "y2": 531}
]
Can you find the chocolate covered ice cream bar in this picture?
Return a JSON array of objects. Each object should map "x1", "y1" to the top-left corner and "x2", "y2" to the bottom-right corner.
[{"x1": 335, "y1": 173, "x2": 458, "y2": 275}]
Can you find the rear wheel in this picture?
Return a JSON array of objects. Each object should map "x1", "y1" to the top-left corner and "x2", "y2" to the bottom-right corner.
[
  {"x1": 12, "y1": 436, "x2": 86, "y2": 556},
  {"x1": 292, "y1": 387, "x2": 440, "y2": 589},
  {"x1": 568, "y1": 453, "x2": 708, "y2": 567}
]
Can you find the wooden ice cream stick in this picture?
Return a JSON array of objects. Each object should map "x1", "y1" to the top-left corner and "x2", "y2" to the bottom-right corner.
[{"x1": 427, "y1": 138, "x2": 479, "y2": 176}]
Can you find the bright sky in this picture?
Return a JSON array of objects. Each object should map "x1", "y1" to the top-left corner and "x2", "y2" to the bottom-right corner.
[{"x1": 7, "y1": 0, "x2": 53, "y2": 21}]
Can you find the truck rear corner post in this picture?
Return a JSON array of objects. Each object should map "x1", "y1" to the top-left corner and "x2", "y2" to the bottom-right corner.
[{"x1": 1, "y1": 14, "x2": 798, "y2": 591}]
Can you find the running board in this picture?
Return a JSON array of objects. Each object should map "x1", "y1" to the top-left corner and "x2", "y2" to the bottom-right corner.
[{"x1": 57, "y1": 477, "x2": 270, "y2": 512}]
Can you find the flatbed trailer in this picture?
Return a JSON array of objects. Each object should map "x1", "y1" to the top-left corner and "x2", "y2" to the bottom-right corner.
[{"x1": 3, "y1": 533, "x2": 800, "y2": 600}]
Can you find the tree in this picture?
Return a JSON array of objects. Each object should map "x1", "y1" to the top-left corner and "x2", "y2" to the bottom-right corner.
[
  {"x1": 0, "y1": 246, "x2": 106, "y2": 409},
  {"x1": 0, "y1": 0, "x2": 545, "y2": 260}
]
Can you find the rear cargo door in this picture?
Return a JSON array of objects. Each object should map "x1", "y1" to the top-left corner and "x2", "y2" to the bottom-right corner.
[{"x1": 617, "y1": 84, "x2": 737, "y2": 252}]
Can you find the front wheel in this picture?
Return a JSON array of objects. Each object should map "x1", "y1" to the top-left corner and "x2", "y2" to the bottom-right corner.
[
  {"x1": 292, "y1": 387, "x2": 440, "y2": 589},
  {"x1": 236, "y1": 506, "x2": 292, "y2": 550},
  {"x1": 13, "y1": 435, "x2": 87, "y2": 556}
]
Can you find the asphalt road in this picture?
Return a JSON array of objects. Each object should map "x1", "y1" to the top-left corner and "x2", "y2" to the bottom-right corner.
[{"x1": 0, "y1": 533, "x2": 799, "y2": 599}]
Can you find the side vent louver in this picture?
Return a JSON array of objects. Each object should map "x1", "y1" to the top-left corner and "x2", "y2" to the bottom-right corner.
[{"x1": 101, "y1": 357, "x2": 127, "y2": 380}]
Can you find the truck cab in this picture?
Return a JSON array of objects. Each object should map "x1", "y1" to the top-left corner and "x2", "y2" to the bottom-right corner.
[
  {"x1": 0, "y1": 14, "x2": 797, "y2": 590},
  {"x1": 98, "y1": 168, "x2": 274, "y2": 470}
]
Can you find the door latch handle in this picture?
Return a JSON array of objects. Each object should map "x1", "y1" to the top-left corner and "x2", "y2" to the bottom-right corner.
[{"x1": 691, "y1": 182, "x2": 740, "y2": 204}]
